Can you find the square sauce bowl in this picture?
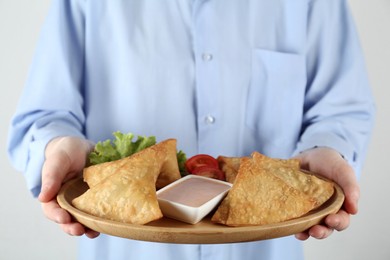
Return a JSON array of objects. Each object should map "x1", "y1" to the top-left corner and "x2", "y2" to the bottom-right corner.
[{"x1": 157, "y1": 175, "x2": 232, "y2": 224}]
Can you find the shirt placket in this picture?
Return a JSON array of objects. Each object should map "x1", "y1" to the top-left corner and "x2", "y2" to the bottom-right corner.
[{"x1": 193, "y1": 0, "x2": 220, "y2": 155}]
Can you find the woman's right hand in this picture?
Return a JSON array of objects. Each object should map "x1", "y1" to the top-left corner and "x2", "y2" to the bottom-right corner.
[{"x1": 38, "y1": 136, "x2": 100, "y2": 238}]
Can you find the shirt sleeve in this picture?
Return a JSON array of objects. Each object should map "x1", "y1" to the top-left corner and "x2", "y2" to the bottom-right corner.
[
  {"x1": 7, "y1": 0, "x2": 86, "y2": 197},
  {"x1": 294, "y1": 0, "x2": 375, "y2": 176}
]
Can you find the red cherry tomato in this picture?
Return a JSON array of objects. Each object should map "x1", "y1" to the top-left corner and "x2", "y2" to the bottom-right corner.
[
  {"x1": 191, "y1": 166, "x2": 226, "y2": 181},
  {"x1": 185, "y1": 154, "x2": 219, "y2": 173}
]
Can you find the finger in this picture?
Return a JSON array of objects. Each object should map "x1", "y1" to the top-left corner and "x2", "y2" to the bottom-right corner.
[
  {"x1": 341, "y1": 182, "x2": 360, "y2": 215},
  {"x1": 60, "y1": 222, "x2": 88, "y2": 236},
  {"x1": 41, "y1": 200, "x2": 71, "y2": 224},
  {"x1": 295, "y1": 224, "x2": 334, "y2": 241},
  {"x1": 332, "y1": 162, "x2": 360, "y2": 215},
  {"x1": 295, "y1": 232, "x2": 310, "y2": 241},
  {"x1": 85, "y1": 229, "x2": 100, "y2": 239},
  {"x1": 308, "y1": 225, "x2": 334, "y2": 239},
  {"x1": 325, "y1": 210, "x2": 351, "y2": 231},
  {"x1": 39, "y1": 150, "x2": 71, "y2": 202},
  {"x1": 42, "y1": 200, "x2": 100, "y2": 238},
  {"x1": 60, "y1": 223, "x2": 101, "y2": 238}
]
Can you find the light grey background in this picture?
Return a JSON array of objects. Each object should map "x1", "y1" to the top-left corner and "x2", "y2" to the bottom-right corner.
[{"x1": 1, "y1": 1, "x2": 388, "y2": 259}]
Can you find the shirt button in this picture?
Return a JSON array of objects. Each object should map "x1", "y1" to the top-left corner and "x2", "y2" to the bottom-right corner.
[
  {"x1": 205, "y1": 115, "x2": 215, "y2": 124},
  {"x1": 202, "y1": 53, "x2": 213, "y2": 61}
]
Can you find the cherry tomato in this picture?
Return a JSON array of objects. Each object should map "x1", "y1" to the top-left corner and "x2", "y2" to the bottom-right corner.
[
  {"x1": 185, "y1": 154, "x2": 219, "y2": 173},
  {"x1": 192, "y1": 166, "x2": 226, "y2": 181}
]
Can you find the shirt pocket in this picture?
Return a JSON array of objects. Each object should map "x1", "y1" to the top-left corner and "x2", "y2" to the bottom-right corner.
[{"x1": 245, "y1": 49, "x2": 306, "y2": 149}]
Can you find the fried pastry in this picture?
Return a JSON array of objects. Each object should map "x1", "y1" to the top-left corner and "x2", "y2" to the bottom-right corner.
[
  {"x1": 212, "y1": 152, "x2": 334, "y2": 226},
  {"x1": 83, "y1": 139, "x2": 180, "y2": 189},
  {"x1": 252, "y1": 153, "x2": 334, "y2": 208},
  {"x1": 72, "y1": 139, "x2": 181, "y2": 224},
  {"x1": 217, "y1": 156, "x2": 243, "y2": 184}
]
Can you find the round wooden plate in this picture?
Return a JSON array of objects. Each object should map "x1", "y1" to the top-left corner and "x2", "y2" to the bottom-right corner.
[{"x1": 57, "y1": 177, "x2": 344, "y2": 244}]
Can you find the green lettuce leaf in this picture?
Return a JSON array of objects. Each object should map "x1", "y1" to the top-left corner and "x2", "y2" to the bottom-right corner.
[
  {"x1": 176, "y1": 150, "x2": 187, "y2": 175},
  {"x1": 88, "y1": 131, "x2": 187, "y2": 170},
  {"x1": 89, "y1": 131, "x2": 156, "y2": 165}
]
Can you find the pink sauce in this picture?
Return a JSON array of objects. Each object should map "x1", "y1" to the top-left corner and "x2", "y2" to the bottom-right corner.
[{"x1": 158, "y1": 177, "x2": 231, "y2": 207}]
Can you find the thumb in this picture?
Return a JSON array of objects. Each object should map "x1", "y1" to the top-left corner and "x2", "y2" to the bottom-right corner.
[
  {"x1": 39, "y1": 149, "x2": 72, "y2": 203},
  {"x1": 332, "y1": 161, "x2": 360, "y2": 215},
  {"x1": 38, "y1": 136, "x2": 93, "y2": 202}
]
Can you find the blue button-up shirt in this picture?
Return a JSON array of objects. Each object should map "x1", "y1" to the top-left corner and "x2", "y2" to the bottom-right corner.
[{"x1": 8, "y1": 0, "x2": 375, "y2": 259}]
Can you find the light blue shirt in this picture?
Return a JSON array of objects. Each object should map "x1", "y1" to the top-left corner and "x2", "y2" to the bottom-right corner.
[{"x1": 8, "y1": 0, "x2": 375, "y2": 259}]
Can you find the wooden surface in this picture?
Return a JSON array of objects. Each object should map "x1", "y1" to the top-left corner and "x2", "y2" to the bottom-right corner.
[{"x1": 57, "y1": 176, "x2": 344, "y2": 244}]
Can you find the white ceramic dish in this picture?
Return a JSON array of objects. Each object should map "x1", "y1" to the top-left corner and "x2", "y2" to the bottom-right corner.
[{"x1": 157, "y1": 175, "x2": 232, "y2": 224}]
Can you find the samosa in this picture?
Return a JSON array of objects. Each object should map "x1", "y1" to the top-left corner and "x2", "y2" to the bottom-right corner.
[
  {"x1": 212, "y1": 152, "x2": 334, "y2": 226},
  {"x1": 72, "y1": 139, "x2": 181, "y2": 225}
]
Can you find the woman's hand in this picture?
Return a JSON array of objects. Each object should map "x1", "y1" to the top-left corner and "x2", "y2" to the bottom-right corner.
[
  {"x1": 38, "y1": 136, "x2": 100, "y2": 238},
  {"x1": 294, "y1": 147, "x2": 360, "y2": 240}
]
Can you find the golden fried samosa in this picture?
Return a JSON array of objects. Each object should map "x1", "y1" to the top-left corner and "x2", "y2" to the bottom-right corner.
[
  {"x1": 252, "y1": 153, "x2": 334, "y2": 208},
  {"x1": 72, "y1": 139, "x2": 181, "y2": 224},
  {"x1": 153, "y1": 139, "x2": 182, "y2": 189},
  {"x1": 217, "y1": 155, "x2": 300, "y2": 185},
  {"x1": 83, "y1": 156, "x2": 129, "y2": 188},
  {"x1": 83, "y1": 139, "x2": 180, "y2": 189},
  {"x1": 212, "y1": 153, "x2": 319, "y2": 226},
  {"x1": 217, "y1": 156, "x2": 243, "y2": 184}
]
